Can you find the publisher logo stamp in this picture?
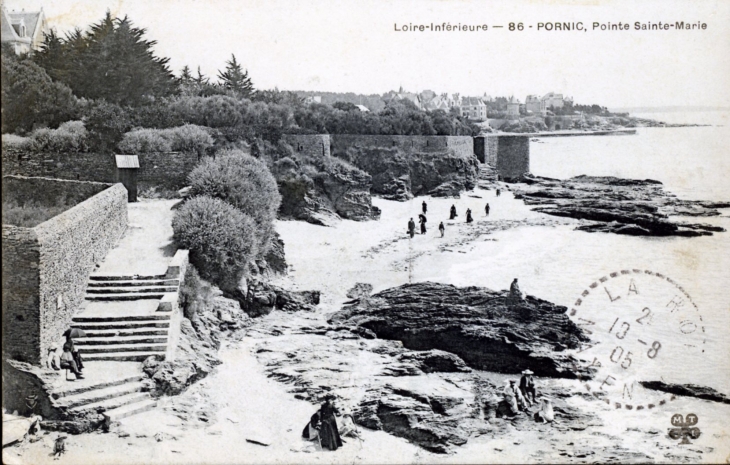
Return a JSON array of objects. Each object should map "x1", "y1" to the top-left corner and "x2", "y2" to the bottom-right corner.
[
  {"x1": 669, "y1": 413, "x2": 701, "y2": 444},
  {"x1": 568, "y1": 269, "x2": 706, "y2": 410}
]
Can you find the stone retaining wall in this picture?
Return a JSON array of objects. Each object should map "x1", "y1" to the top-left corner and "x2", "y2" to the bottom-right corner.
[
  {"x1": 2, "y1": 147, "x2": 199, "y2": 189},
  {"x1": 2, "y1": 179, "x2": 128, "y2": 365},
  {"x1": 281, "y1": 134, "x2": 331, "y2": 158},
  {"x1": 330, "y1": 134, "x2": 474, "y2": 158}
]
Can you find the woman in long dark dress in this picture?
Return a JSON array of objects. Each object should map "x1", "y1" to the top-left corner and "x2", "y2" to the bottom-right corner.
[{"x1": 318, "y1": 397, "x2": 343, "y2": 450}]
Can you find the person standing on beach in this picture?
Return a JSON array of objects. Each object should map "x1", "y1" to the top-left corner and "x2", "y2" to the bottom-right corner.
[
  {"x1": 466, "y1": 209, "x2": 473, "y2": 223},
  {"x1": 419, "y1": 213, "x2": 427, "y2": 234},
  {"x1": 439, "y1": 222, "x2": 445, "y2": 237},
  {"x1": 422, "y1": 201, "x2": 428, "y2": 214},
  {"x1": 450, "y1": 205, "x2": 457, "y2": 220},
  {"x1": 496, "y1": 188, "x2": 501, "y2": 197},
  {"x1": 485, "y1": 203, "x2": 490, "y2": 216},
  {"x1": 318, "y1": 396, "x2": 343, "y2": 451},
  {"x1": 408, "y1": 218, "x2": 416, "y2": 238}
]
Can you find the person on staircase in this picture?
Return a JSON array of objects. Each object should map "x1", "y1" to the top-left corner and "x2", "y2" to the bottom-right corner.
[{"x1": 59, "y1": 346, "x2": 84, "y2": 380}]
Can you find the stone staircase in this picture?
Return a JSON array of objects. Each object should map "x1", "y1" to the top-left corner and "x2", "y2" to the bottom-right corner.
[
  {"x1": 51, "y1": 368, "x2": 157, "y2": 424},
  {"x1": 84, "y1": 275, "x2": 180, "y2": 301},
  {"x1": 71, "y1": 273, "x2": 179, "y2": 362}
]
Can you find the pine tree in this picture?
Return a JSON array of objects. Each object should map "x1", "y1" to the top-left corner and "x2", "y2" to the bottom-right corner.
[
  {"x1": 217, "y1": 54, "x2": 254, "y2": 98},
  {"x1": 33, "y1": 11, "x2": 177, "y2": 105},
  {"x1": 179, "y1": 65, "x2": 193, "y2": 84}
]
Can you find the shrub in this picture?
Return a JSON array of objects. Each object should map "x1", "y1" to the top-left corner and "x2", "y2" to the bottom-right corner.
[
  {"x1": 117, "y1": 124, "x2": 213, "y2": 155},
  {"x1": 187, "y1": 150, "x2": 281, "y2": 253},
  {"x1": 1, "y1": 134, "x2": 32, "y2": 150},
  {"x1": 166, "y1": 124, "x2": 213, "y2": 155},
  {"x1": 172, "y1": 196, "x2": 258, "y2": 291},
  {"x1": 118, "y1": 128, "x2": 173, "y2": 153},
  {"x1": 84, "y1": 101, "x2": 133, "y2": 153},
  {"x1": 28, "y1": 120, "x2": 89, "y2": 152}
]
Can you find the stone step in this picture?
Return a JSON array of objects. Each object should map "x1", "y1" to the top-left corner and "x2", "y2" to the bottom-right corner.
[
  {"x1": 85, "y1": 293, "x2": 167, "y2": 302},
  {"x1": 73, "y1": 314, "x2": 171, "y2": 323},
  {"x1": 52, "y1": 375, "x2": 145, "y2": 399},
  {"x1": 87, "y1": 279, "x2": 179, "y2": 288},
  {"x1": 55, "y1": 381, "x2": 145, "y2": 410},
  {"x1": 89, "y1": 274, "x2": 167, "y2": 281},
  {"x1": 86, "y1": 286, "x2": 178, "y2": 295},
  {"x1": 83, "y1": 352, "x2": 166, "y2": 362},
  {"x1": 70, "y1": 321, "x2": 171, "y2": 331},
  {"x1": 69, "y1": 392, "x2": 150, "y2": 414},
  {"x1": 78, "y1": 344, "x2": 168, "y2": 354},
  {"x1": 75, "y1": 336, "x2": 168, "y2": 346},
  {"x1": 104, "y1": 399, "x2": 157, "y2": 423},
  {"x1": 82, "y1": 328, "x2": 169, "y2": 338}
]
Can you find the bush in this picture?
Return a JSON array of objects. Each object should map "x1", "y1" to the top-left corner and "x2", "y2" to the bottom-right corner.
[
  {"x1": 1, "y1": 134, "x2": 32, "y2": 150},
  {"x1": 166, "y1": 124, "x2": 213, "y2": 156},
  {"x1": 118, "y1": 128, "x2": 173, "y2": 153},
  {"x1": 84, "y1": 101, "x2": 133, "y2": 153},
  {"x1": 187, "y1": 150, "x2": 281, "y2": 253},
  {"x1": 28, "y1": 121, "x2": 89, "y2": 152},
  {"x1": 117, "y1": 124, "x2": 213, "y2": 155},
  {"x1": 172, "y1": 196, "x2": 258, "y2": 291}
]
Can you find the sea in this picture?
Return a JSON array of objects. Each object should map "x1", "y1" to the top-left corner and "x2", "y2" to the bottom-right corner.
[{"x1": 454, "y1": 110, "x2": 730, "y2": 395}]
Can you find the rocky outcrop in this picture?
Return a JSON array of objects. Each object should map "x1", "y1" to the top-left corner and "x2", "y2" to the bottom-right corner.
[
  {"x1": 277, "y1": 162, "x2": 380, "y2": 226},
  {"x1": 511, "y1": 175, "x2": 728, "y2": 237},
  {"x1": 329, "y1": 282, "x2": 592, "y2": 379},
  {"x1": 639, "y1": 381, "x2": 730, "y2": 404},
  {"x1": 242, "y1": 280, "x2": 320, "y2": 317},
  {"x1": 333, "y1": 146, "x2": 479, "y2": 201}
]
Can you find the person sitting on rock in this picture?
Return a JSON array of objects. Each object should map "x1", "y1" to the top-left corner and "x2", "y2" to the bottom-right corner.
[
  {"x1": 439, "y1": 222, "x2": 445, "y2": 238},
  {"x1": 422, "y1": 201, "x2": 428, "y2": 214},
  {"x1": 534, "y1": 397, "x2": 554, "y2": 423},
  {"x1": 466, "y1": 209, "x2": 473, "y2": 224},
  {"x1": 509, "y1": 379, "x2": 529, "y2": 411},
  {"x1": 408, "y1": 218, "x2": 416, "y2": 238},
  {"x1": 507, "y1": 278, "x2": 525, "y2": 307},
  {"x1": 59, "y1": 347, "x2": 84, "y2": 380},
  {"x1": 496, "y1": 380, "x2": 520, "y2": 418},
  {"x1": 419, "y1": 213, "x2": 427, "y2": 234},
  {"x1": 450, "y1": 205, "x2": 457, "y2": 220},
  {"x1": 519, "y1": 369, "x2": 536, "y2": 406}
]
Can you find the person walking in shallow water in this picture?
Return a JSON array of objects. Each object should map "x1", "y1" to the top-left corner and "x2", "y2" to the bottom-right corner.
[
  {"x1": 485, "y1": 203, "x2": 490, "y2": 216},
  {"x1": 439, "y1": 222, "x2": 445, "y2": 237},
  {"x1": 422, "y1": 200, "x2": 428, "y2": 214},
  {"x1": 407, "y1": 218, "x2": 416, "y2": 238},
  {"x1": 450, "y1": 205, "x2": 457, "y2": 220}
]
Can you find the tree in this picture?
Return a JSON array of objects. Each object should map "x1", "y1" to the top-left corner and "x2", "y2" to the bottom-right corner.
[
  {"x1": 1, "y1": 52, "x2": 78, "y2": 134},
  {"x1": 172, "y1": 196, "x2": 258, "y2": 292},
  {"x1": 178, "y1": 65, "x2": 193, "y2": 84},
  {"x1": 332, "y1": 101, "x2": 359, "y2": 112},
  {"x1": 33, "y1": 12, "x2": 178, "y2": 105},
  {"x1": 217, "y1": 54, "x2": 255, "y2": 98}
]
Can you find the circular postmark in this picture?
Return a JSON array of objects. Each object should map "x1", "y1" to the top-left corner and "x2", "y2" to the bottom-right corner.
[{"x1": 568, "y1": 269, "x2": 706, "y2": 410}]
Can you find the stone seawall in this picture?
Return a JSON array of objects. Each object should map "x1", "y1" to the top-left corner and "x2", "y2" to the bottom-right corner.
[
  {"x1": 475, "y1": 135, "x2": 530, "y2": 182},
  {"x1": 1, "y1": 147, "x2": 199, "y2": 189},
  {"x1": 330, "y1": 135, "x2": 479, "y2": 200},
  {"x1": 2, "y1": 180, "x2": 128, "y2": 364},
  {"x1": 281, "y1": 134, "x2": 331, "y2": 158}
]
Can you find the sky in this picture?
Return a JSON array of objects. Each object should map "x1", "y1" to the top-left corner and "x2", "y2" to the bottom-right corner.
[{"x1": 4, "y1": 0, "x2": 730, "y2": 108}]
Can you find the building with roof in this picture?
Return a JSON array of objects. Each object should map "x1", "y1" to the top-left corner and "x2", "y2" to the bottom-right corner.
[
  {"x1": 460, "y1": 96, "x2": 487, "y2": 121},
  {"x1": 383, "y1": 87, "x2": 424, "y2": 110},
  {"x1": 525, "y1": 92, "x2": 566, "y2": 115},
  {"x1": 1, "y1": 5, "x2": 47, "y2": 55},
  {"x1": 355, "y1": 104, "x2": 370, "y2": 112}
]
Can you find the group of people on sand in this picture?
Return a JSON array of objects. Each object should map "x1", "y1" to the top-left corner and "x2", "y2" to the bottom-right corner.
[
  {"x1": 409, "y1": 191, "x2": 502, "y2": 239},
  {"x1": 302, "y1": 395, "x2": 360, "y2": 451},
  {"x1": 498, "y1": 369, "x2": 554, "y2": 423}
]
